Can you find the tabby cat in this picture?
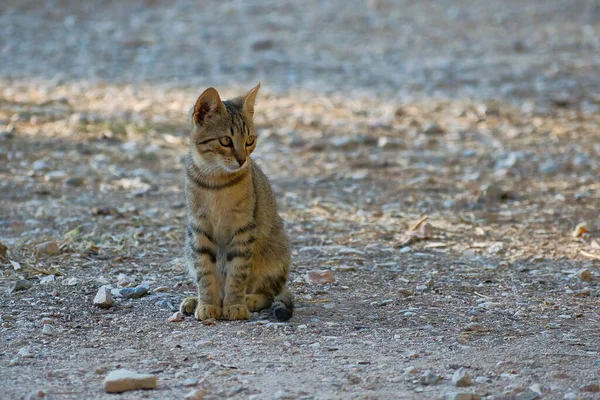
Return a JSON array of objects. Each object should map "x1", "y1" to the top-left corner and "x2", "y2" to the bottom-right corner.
[{"x1": 179, "y1": 84, "x2": 294, "y2": 321}]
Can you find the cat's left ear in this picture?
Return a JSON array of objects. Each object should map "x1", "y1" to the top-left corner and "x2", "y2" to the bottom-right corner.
[{"x1": 242, "y1": 83, "x2": 261, "y2": 116}]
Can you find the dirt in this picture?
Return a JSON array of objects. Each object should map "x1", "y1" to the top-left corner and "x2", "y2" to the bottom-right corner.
[{"x1": 1, "y1": 1, "x2": 600, "y2": 399}]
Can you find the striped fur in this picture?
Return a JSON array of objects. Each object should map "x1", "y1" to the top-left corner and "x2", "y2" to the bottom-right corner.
[{"x1": 179, "y1": 84, "x2": 294, "y2": 322}]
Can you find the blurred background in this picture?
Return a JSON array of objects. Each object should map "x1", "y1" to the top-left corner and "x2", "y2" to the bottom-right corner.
[{"x1": 1, "y1": 1, "x2": 600, "y2": 398}]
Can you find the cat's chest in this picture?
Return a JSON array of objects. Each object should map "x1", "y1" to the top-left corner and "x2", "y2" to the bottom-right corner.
[{"x1": 200, "y1": 189, "x2": 254, "y2": 245}]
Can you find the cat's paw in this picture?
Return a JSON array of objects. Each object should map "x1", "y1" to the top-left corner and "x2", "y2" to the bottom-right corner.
[
  {"x1": 194, "y1": 304, "x2": 222, "y2": 320},
  {"x1": 223, "y1": 304, "x2": 250, "y2": 320},
  {"x1": 179, "y1": 296, "x2": 198, "y2": 315},
  {"x1": 245, "y1": 294, "x2": 270, "y2": 312}
]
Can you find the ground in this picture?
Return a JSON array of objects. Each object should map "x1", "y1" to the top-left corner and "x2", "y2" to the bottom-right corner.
[{"x1": 1, "y1": 1, "x2": 600, "y2": 399}]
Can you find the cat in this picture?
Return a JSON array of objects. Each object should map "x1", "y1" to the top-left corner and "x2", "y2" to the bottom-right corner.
[{"x1": 179, "y1": 84, "x2": 294, "y2": 321}]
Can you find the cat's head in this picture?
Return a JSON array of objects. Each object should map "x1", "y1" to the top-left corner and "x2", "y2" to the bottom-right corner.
[{"x1": 188, "y1": 84, "x2": 260, "y2": 173}]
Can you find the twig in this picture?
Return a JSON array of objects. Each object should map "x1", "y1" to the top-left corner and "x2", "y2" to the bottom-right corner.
[
  {"x1": 580, "y1": 250, "x2": 600, "y2": 260},
  {"x1": 409, "y1": 215, "x2": 428, "y2": 231},
  {"x1": 474, "y1": 291, "x2": 491, "y2": 299}
]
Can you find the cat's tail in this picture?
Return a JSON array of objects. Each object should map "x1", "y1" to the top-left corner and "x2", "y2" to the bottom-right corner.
[{"x1": 271, "y1": 287, "x2": 294, "y2": 321}]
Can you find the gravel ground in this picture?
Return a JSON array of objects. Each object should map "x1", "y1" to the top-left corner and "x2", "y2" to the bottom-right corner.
[{"x1": 1, "y1": 1, "x2": 600, "y2": 399}]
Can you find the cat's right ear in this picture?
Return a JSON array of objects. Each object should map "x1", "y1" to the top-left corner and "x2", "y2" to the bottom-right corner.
[{"x1": 192, "y1": 88, "x2": 226, "y2": 125}]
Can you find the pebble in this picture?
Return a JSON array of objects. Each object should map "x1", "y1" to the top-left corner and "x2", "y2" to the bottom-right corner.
[
  {"x1": 577, "y1": 269, "x2": 592, "y2": 282},
  {"x1": 40, "y1": 275, "x2": 56, "y2": 284},
  {"x1": 62, "y1": 277, "x2": 79, "y2": 286},
  {"x1": 515, "y1": 389, "x2": 540, "y2": 400},
  {"x1": 103, "y1": 369, "x2": 157, "y2": 393},
  {"x1": 452, "y1": 368, "x2": 472, "y2": 387},
  {"x1": 420, "y1": 370, "x2": 440, "y2": 385},
  {"x1": 423, "y1": 122, "x2": 445, "y2": 135},
  {"x1": 36, "y1": 241, "x2": 59, "y2": 256},
  {"x1": 13, "y1": 280, "x2": 33, "y2": 292},
  {"x1": 563, "y1": 393, "x2": 582, "y2": 400},
  {"x1": 475, "y1": 376, "x2": 489, "y2": 384},
  {"x1": 305, "y1": 270, "x2": 335, "y2": 284},
  {"x1": 65, "y1": 176, "x2": 85, "y2": 186},
  {"x1": 273, "y1": 389, "x2": 295, "y2": 399},
  {"x1": 168, "y1": 312, "x2": 183, "y2": 322},
  {"x1": 93, "y1": 287, "x2": 114, "y2": 308},
  {"x1": 378, "y1": 136, "x2": 405, "y2": 149},
  {"x1": 32, "y1": 160, "x2": 49, "y2": 171},
  {"x1": 120, "y1": 284, "x2": 149, "y2": 299},
  {"x1": 444, "y1": 393, "x2": 481, "y2": 400},
  {"x1": 42, "y1": 324, "x2": 54, "y2": 336},
  {"x1": 183, "y1": 377, "x2": 198, "y2": 387},
  {"x1": 581, "y1": 383, "x2": 600, "y2": 393},
  {"x1": 44, "y1": 170, "x2": 68, "y2": 182},
  {"x1": 184, "y1": 389, "x2": 206, "y2": 400},
  {"x1": 18, "y1": 347, "x2": 34, "y2": 358},
  {"x1": 463, "y1": 322, "x2": 485, "y2": 332},
  {"x1": 24, "y1": 390, "x2": 46, "y2": 400},
  {"x1": 117, "y1": 273, "x2": 135, "y2": 287}
]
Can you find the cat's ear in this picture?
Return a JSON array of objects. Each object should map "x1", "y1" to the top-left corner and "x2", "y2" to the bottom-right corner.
[
  {"x1": 242, "y1": 83, "x2": 261, "y2": 116},
  {"x1": 193, "y1": 87, "x2": 226, "y2": 125}
]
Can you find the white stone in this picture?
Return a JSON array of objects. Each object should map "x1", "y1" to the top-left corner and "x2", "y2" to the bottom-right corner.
[
  {"x1": 103, "y1": 369, "x2": 157, "y2": 393},
  {"x1": 93, "y1": 287, "x2": 114, "y2": 308},
  {"x1": 184, "y1": 389, "x2": 206, "y2": 400}
]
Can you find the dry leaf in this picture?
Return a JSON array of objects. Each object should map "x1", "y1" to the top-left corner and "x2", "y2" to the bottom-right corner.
[
  {"x1": 10, "y1": 260, "x2": 21, "y2": 270},
  {"x1": 572, "y1": 222, "x2": 588, "y2": 238},
  {"x1": 306, "y1": 270, "x2": 335, "y2": 284},
  {"x1": 0, "y1": 242, "x2": 7, "y2": 260}
]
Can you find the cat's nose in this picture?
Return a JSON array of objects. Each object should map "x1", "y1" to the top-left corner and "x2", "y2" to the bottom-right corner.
[{"x1": 236, "y1": 156, "x2": 247, "y2": 167}]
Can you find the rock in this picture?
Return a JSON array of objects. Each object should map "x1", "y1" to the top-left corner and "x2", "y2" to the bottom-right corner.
[
  {"x1": 529, "y1": 384, "x2": 542, "y2": 395},
  {"x1": 273, "y1": 389, "x2": 294, "y2": 400},
  {"x1": 24, "y1": 390, "x2": 46, "y2": 400},
  {"x1": 420, "y1": 370, "x2": 440, "y2": 385},
  {"x1": 40, "y1": 275, "x2": 56, "y2": 284},
  {"x1": 36, "y1": 241, "x2": 59, "y2": 256},
  {"x1": 32, "y1": 160, "x2": 49, "y2": 171},
  {"x1": 463, "y1": 322, "x2": 485, "y2": 332},
  {"x1": 200, "y1": 318, "x2": 216, "y2": 326},
  {"x1": 577, "y1": 269, "x2": 592, "y2": 282},
  {"x1": 62, "y1": 277, "x2": 79, "y2": 286},
  {"x1": 563, "y1": 393, "x2": 581, "y2": 400},
  {"x1": 444, "y1": 393, "x2": 481, "y2": 400},
  {"x1": 13, "y1": 280, "x2": 33, "y2": 292},
  {"x1": 120, "y1": 284, "x2": 149, "y2": 299},
  {"x1": 18, "y1": 347, "x2": 34, "y2": 358},
  {"x1": 539, "y1": 161, "x2": 559, "y2": 175},
  {"x1": 117, "y1": 273, "x2": 134, "y2": 287},
  {"x1": 42, "y1": 324, "x2": 54, "y2": 336},
  {"x1": 93, "y1": 287, "x2": 114, "y2": 308},
  {"x1": 423, "y1": 122, "x2": 445, "y2": 135},
  {"x1": 378, "y1": 136, "x2": 405, "y2": 149},
  {"x1": 168, "y1": 312, "x2": 183, "y2": 322},
  {"x1": 305, "y1": 270, "x2": 335, "y2": 284},
  {"x1": 452, "y1": 368, "x2": 472, "y2": 387},
  {"x1": 65, "y1": 176, "x2": 85, "y2": 186},
  {"x1": 581, "y1": 383, "x2": 600, "y2": 393},
  {"x1": 183, "y1": 377, "x2": 198, "y2": 387},
  {"x1": 103, "y1": 369, "x2": 157, "y2": 393},
  {"x1": 475, "y1": 376, "x2": 489, "y2": 384},
  {"x1": 44, "y1": 170, "x2": 68, "y2": 182},
  {"x1": 184, "y1": 388, "x2": 206, "y2": 400},
  {"x1": 515, "y1": 389, "x2": 540, "y2": 400}
]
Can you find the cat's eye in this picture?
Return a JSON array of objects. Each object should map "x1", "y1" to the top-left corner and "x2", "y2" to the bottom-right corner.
[
  {"x1": 246, "y1": 136, "x2": 256, "y2": 147},
  {"x1": 219, "y1": 136, "x2": 233, "y2": 147}
]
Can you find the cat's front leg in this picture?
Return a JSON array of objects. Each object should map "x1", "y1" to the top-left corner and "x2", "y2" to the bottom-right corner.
[
  {"x1": 222, "y1": 221, "x2": 256, "y2": 320},
  {"x1": 180, "y1": 221, "x2": 221, "y2": 320}
]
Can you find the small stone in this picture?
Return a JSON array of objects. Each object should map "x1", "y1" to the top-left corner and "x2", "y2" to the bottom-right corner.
[
  {"x1": 563, "y1": 393, "x2": 581, "y2": 400},
  {"x1": 64, "y1": 176, "x2": 85, "y2": 186},
  {"x1": 168, "y1": 312, "x2": 183, "y2": 322},
  {"x1": 475, "y1": 376, "x2": 489, "y2": 384},
  {"x1": 184, "y1": 389, "x2": 206, "y2": 399},
  {"x1": 44, "y1": 170, "x2": 68, "y2": 182},
  {"x1": 32, "y1": 160, "x2": 49, "y2": 171},
  {"x1": 378, "y1": 137, "x2": 405, "y2": 149},
  {"x1": 463, "y1": 322, "x2": 485, "y2": 332},
  {"x1": 18, "y1": 347, "x2": 34, "y2": 358},
  {"x1": 444, "y1": 393, "x2": 481, "y2": 400},
  {"x1": 420, "y1": 370, "x2": 440, "y2": 385},
  {"x1": 515, "y1": 389, "x2": 540, "y2": 400},
  {"x1": 103, "y1": 369, "x2": 157, "y2": 393},
  {"x1": 42, "y1": 324, "x2": 54, "y2": 336},
  {"x1": 24, "y1": 389, "x2": 45, "y2": 400},
  {"x1": 93, "y1": 287, "x2": 114, "y2": 308},
  {"x1": 452, "y1": 368, "x2": 472, "y2": 387},
  {"x1": 305, "y1": 270, "x2": 335, "y2": 284},
  {"x1": 117, "y1": 273, "x2": 134, "y2": 287},
  {"x1": 577, "y1": 269, "x2": 592, "y2": 282},
  {"x1": 13, "y1": 280, "x2": 33, "y2": 292},
  {"x1": 9, "y1": 358, "x2": 20, "y2": 366},
  {"x1": 273, "y1": 389, "x2": 294, "y2": 400},
  {"x1": 40, "y1": 275, "x2": 56, "y2": 284},
  {"x1": 183, "y1": 377, "x2": 198, "y2": 387},
  {"x1": 120, "y1": 284, "x2": 149, "y2": 299},
  {"x1": 529, "y1": 384, "x2": 542, "y2": 395},
  {"x1": 423, "y1": 122, "x2": 445, "y2": 135},
  {"x1": 581, "y1": 383, "x2": 600, "y2": 393},
  {"x1": 36, "y1": 241, "x2": 59, "y2": 256},
  {"x1": 201, "y1": 318, "x2": 217, "y2": 326},
  {"x1": 62, "y1": 277, "x2": 79, "y2": 286}
]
